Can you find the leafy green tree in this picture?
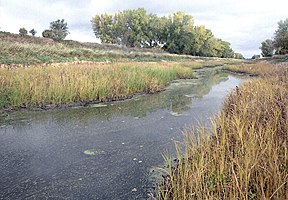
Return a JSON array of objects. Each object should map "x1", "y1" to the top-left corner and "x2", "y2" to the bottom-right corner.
[
  {"x1": 91, "y1": 9, "x2": 237, "y2": 58},
  {"x1": 163, "y1": 12, "x2": 195, "y2": 54},
  {"x1": 274, "y1": 18, "x2": 288, "y2": 54},
  {"x1": 42, "y1": 29, "x2": 53, "y2": 38},
  {"x1": 145, "y1": 14, "x2": 167, "y2": 47},
  {"x1": 49, "y1": 19, "x2": 69, "y2": 40},
  {"x1": 19, "y1": 27, "x2": 28, "y2": 36},
  {"x1": 42, "y1": 19, "x2": 69, "y2": 40},
  {"x1": 191, "y1": 26, "x2": 206, "y2": 55},
  {"x1": 219, "y1": 41, "x2": 234, "y2": 58},
  {"x1": 112, "y1": 11, "x2": 128, "y2": 45},
  {"x1": 29, "y1": 29, "x2": 37, "y2": 36},
  {"x1": 234, "y1": 53, "x2": 244, "y2": 59},
  {"x1": 260, "y1": 39, "x2": 274, "y2": 57},
  {"x1": 92, "y1": 8, "x2": 150, "y2": 47},
  {"x1": 122, "y1": 8, "x2": 149, "y2": 47},
  {"x1": 91, "y1": 13, "x2": 115, "y2": 43},
  {"x1": 200, "y1": 37, "x2": 223, "y2": 57}
]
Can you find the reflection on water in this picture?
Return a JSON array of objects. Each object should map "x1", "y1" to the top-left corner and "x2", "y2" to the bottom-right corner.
[
  {"x1": 0, "y1": 68, "x2": 245, "y2": 200},
  {"x1": 0, "y1": 68, "x2": 230, "y2": 126}
]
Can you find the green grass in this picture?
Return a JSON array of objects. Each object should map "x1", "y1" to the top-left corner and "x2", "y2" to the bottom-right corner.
[
  {"x1": 0, "y1": 62, "x2": 197, "y2": 110},
  {"x1": 1, "y1": 40, "x2": 241, "y2": 65},
  {"x1": 158, "y1": 62, "x2": 288, "y2": 199},
  {"x1": 0, "y1": 40, "x2": 199, "y2": 65},
  {"x1": 0, "y1": 31, "x2": 245, "y2": 65}
]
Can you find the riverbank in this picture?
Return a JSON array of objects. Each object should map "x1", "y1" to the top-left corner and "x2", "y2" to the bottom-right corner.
[
  {"x1": 0, "y1": 58, "x2": 248, "y2": 112},
  {"x1": 158, "y1": 61, "x2": 288, "y2": 199},
  {"x1": 0, "y1": 62, "x2": 198, "y2": 111},
  {"x1": 0, "y1": 31, "x2": 246, "y2": 112}
]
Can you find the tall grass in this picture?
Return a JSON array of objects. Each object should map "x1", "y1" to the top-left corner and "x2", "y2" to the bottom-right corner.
[
  {"x1": 0, "y1": 62, "x2": 195, "y2": 109},
  {"x1": 158, "y1": 63, "x2": 288, "y2": 199},
  {"x1": 221, "y1": 61, "x2": 286, "y2": 76}
]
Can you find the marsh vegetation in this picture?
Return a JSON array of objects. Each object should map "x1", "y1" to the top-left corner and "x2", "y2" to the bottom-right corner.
[
  {"x1": 158, "y1": 62, "x2": 288, "y2": 199},
  {"x1": 0, "y1": 62, "x2": 197, "y2": 109},
  {"x1": 0, "y1": 24, "x2": 287, "y2": 200},
  {"x1": 0, "y1": 32, "x2": 242, "y2": 111}
]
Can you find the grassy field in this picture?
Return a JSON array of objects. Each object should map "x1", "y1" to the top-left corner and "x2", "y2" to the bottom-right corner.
[
  {"x1": 0, "y1": 40, "x2": 196, "y2": 65},
  {"x1": 0, "y1": 31, "x2": 187, "y2": 65},
  {"x1": 158, "y1": 62, "x2": 288, "y2": 199},
  {"x1": 0, "y1": 31, "x2": 242, "y2": 65}
]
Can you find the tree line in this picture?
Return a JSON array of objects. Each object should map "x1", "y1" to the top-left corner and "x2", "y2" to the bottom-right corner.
[
  {"x1": 91, "y1": 8, "x2": 243, "y2": 59},
  {"x1": 17, "y1": 19, "x2": 69, "y2": 41},
  {"x1": 15, "y1": 9, "x2": 246, "y2": 59},
  {"x1": 260, "y1": 19, "x2": 288, "y2": 57}
]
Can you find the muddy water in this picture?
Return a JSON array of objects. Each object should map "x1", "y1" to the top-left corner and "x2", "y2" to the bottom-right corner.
[{"x1": 0, "y1": 69, "x2": 245, "y2": 199}]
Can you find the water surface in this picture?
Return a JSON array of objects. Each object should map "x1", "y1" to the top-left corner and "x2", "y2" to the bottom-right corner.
[{"x1": 0, "y1": 69, "x2": 245, "y2": 199}]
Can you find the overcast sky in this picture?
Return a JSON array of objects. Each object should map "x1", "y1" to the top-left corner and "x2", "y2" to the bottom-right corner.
[{"x1": 0, "y1": 0, "x2": 287, "y2": 58}]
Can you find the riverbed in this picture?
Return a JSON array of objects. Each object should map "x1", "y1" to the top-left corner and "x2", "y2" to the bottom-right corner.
[{"x1": 0, "y1": 68, "x2": 245, "y2": 199}]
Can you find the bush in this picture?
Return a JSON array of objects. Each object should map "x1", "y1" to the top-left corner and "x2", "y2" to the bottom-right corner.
[
  {"x1": 19, "y1": 28, "x2": 28, "y2": 36},
  {"x1": 29, "y1": 29, "x2": 37, "y2": 36}
]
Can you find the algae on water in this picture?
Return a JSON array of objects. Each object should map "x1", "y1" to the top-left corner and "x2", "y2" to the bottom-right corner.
[
  {"x1": 83, "y1": 149, "x2": 106, "y2": 156},
  {"x1": 83, "y1": 149, "x2": 96, "y2": 155}
]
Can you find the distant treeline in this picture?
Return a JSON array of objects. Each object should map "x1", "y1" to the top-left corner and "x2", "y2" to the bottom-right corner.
[{"x1": 91, "y1": 8, "x2": 243, "y2": 59}]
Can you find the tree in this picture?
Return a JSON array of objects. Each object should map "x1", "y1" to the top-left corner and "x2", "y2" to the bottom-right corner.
[
  {"x1": 163, "y1": 12, "x2": 195, "y2": 54},
  {"x1": 145, "y1": 15, "x2": 167, "y2": 47},
  {"x1": 19, "y1": 27, "x2": 28, "y2": 36},
  {"x1": 29, "y1": 29, "x2": 37, "y2": 36},
  {"x1": 219, "y1": 41, "x2": 234, "y2": 58},
  {"x1": 234, "y1": 53, "x2": 244, "y2": 59},
  {"x1": 91, "y1": 8, "x2": 151, "y2": 47},
  {"x1": 260, "y1": 39, "x2": 274, "y2": 57},
  {"x1": 200, "y1": 37, "x2": 223, "y2": 57},
  {"x1": 274, "y1": 18, "x2": 288, "y2": 54},
  {"x1": 91, "y1": 13, "x2": 115, "y2": 44},
  {"x1": 43, "y1": 19, "x2": 69, "y2": 40},
  {"x1": 42, "y1": 29, "x2": 54, "y2": 38},
  {"x1": 191, "y1": 26, "x2": 209, "y2": 55},
  {"x1": 91, "y1": 9, "x2": 238, "y2": 58},
  {"x1": 114, "y1": 8, "x2": 149, "y2": 47},
  {"x1": 113, "y1": 11, "x2": 128, "y2": 45},
  {"x1": 123, "y1": 8, "x2": 149, "y2": 47}
]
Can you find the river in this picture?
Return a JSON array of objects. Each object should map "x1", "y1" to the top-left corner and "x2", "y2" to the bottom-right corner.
[{"x1": 0, "y1": 68, "x2": 245, "y2": 199}]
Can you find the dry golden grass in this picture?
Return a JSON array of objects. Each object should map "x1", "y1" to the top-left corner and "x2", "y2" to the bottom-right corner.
[
  {"x1": 159, "y1": 62, "x2": 288, "y2": 199},
  {"x1": 0, "y1": 62, "x2": 196, "y2": 109},
  {"x1": 222, "y1": 61, "x2": 286, "y2": 76}
]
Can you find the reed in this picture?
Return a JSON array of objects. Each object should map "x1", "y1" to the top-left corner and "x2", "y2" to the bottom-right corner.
[
  {"x1": 222, "y1": 61, "x2": 287, "y2": 76},
  {"x1": 0, "y1": 62, "x2": 195, "y2": 109},
  {"x1": 158, "y1": 62, "x2": 288, "y2": 199}
]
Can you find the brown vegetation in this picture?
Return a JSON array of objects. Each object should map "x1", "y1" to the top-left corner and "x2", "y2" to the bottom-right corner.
[{"x1": 158, "y1": 62, "x2": 288, "y2": 199}]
